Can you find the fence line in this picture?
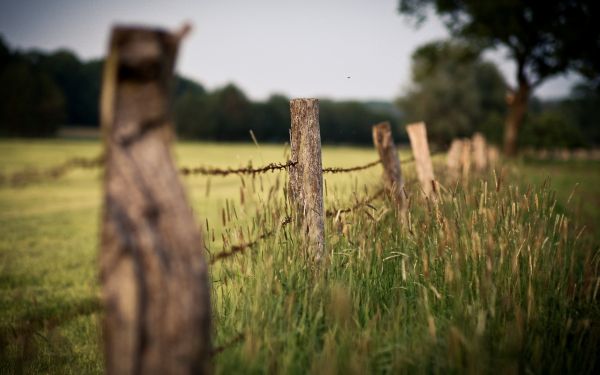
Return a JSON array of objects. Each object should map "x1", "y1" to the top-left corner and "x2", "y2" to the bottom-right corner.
[
  {"x1": 2, "y1": 150, "x2": 431, "y2": 187},
  {"x1": 0, "y1": 155, "x2": 103, "y2": 187},
  {"x1": 180, "y1": 160, "x2": 296, "y2": 177}
]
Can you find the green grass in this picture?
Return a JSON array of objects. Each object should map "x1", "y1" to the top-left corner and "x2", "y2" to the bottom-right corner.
[{"x1": 0, "y1": 139, "x2": 598, "y2": 374}]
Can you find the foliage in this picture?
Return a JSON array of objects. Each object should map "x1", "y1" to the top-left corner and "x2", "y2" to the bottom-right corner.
[
  {"x1": 398, "y1": 40, "x2": 506, "y2": 146},
  {"x1": 398, "y1": 0, "x2": 600, "y2": 154},
  {"x1": 0, "y1": 37, "x2": 66, "y2": 137},
  {"x1": 398, "y1": 0, "x2": 599, "y2": 88},
  {"x1": 519, "y1": 111, "x2": 584, "y2": 149},
  {"x1": 0, "y1": 36, "x2": 396, "y2": 143}
]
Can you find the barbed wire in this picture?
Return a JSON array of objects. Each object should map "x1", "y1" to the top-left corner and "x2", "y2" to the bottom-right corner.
[
  {"x1": 1, "y1": 149, "x2": 447, "y2": 187},
  {"x1": 180, "y1": 160, "x2": 296, "y2": 177},
  {"x1": 0, "y1": 155, "x2": 104, "y2": 187},
  {"x1": 210, "y1": 216, "x2": 292, "y2": 264},
  {"x1": 322, "y1": 159, "x2": 381, "y2": 174},
  {"x1": 326, "y1": 188, "x2": 385, "y2": 217},
  {"x1": 211, "y1": 333, "x2": 245, "y2": 356}
]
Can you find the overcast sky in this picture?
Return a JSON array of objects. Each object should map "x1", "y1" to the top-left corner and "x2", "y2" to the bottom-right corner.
[{"x1": 0, "y1": 0, "x2": 579, "y2": 101}]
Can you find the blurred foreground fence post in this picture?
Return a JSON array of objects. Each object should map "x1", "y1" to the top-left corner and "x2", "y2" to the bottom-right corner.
[
  {"x1": 99, "y1": 25, "x2": 211, "y2": 374},
  {"x1": 372, "y1": 122, "x2": 405, "y2": 212},
  {"x1": 406, "y1": 122, "x2": 435, "y2": 197},
  {"x1": 289, "y1": 98, "x2": 325, "y2": 260}
]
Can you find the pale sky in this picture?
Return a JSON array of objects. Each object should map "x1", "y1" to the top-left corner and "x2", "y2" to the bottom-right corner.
[{"x1": 0, "y1": 0, "x2": 578, "y2": 101}]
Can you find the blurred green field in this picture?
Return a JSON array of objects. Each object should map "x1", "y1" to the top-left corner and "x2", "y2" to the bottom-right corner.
[{"x1": 0, "y1": 139, "x2": 598, "y2": 374}]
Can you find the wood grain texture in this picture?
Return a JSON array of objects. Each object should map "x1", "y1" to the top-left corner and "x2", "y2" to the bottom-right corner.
[
  {"x1": 289, "y1": 98, "x2": 325, "y2": 259},
  {"x1": 406, "y1": 122, "x2": 435, "y2": 196},
  {"x1": 372, "y1": 122, "x2": 405, "y2": 211},
  {"x1": 100, "y1": 26, "x2": 211, "y2": 375}
]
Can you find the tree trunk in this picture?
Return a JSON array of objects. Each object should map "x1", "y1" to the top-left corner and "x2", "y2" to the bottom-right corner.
[{"x1": 503, "y1": 82, "x2": 530, "y2": 157}]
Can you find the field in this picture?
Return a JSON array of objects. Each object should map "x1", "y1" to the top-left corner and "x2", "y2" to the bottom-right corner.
[{"x1": 1, "y1": 139, "x2": 599, "y2": 374}]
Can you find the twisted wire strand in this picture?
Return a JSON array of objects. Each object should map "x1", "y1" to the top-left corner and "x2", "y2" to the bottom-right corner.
[
  {"x1": 326, "y1": 188, "x2": 385, "y2": 217},
  {"x1": 180, "y1": 160, "x2": 296, "y2": 177},
  {"x1": 0, "y1": 155, "x2": 104, "y2": 187},
  {"x1": 210, "y1": 216, "x2": 292, "y2": 264},
  {"x1": 211, "y1": 333, "x2": 245, "y2": 356},
  {"x1": 322, "y1": 159, "x2": 381, "y2": 174}
]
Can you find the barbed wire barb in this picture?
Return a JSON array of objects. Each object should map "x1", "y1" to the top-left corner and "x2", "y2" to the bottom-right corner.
[
  {"x1": 180, "y1": 160, "x2": 296, "y2": 177},
  {"x1": 210, "y1": 216, "x2": 292, "y2": 264}
]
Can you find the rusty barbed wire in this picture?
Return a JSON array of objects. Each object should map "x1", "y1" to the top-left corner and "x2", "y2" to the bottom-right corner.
[
  {"x1": 1, "y1": 149, "x2": 446, "y2": 187},
  {"x1": 326, "y1": 188, "x2": 385, "y2": 217},
  {"x1": 211, "y1": 333, "x2": 245, "y2": 356},
  {"x1": 210, "y1": 216, "x2": 292, "y2": 264},
  {"x1": 322, "y1": 159, "x2": 381, "y2": 174},
  {"x1": 180, "y1": 160, "x2": 296, "y2": 177},
  {"x1": 0, "y1": 155, "x2": 104, "y2": 187}
]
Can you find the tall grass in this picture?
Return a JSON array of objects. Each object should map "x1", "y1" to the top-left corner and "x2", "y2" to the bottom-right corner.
[
  {"x1": 212, "y1": 171, "x2": 599, "y2": 374},
  {"x1": 1, "y1": 140, "x2": 598, "y2": 374}
]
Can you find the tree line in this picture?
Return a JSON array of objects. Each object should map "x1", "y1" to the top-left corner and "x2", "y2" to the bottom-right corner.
[
  {"x1": 1, "y1": 32, "x2": 597, "y2": 149},
  {"x1": 0, "y1": 36, "x2": 397, "y2": 145}
]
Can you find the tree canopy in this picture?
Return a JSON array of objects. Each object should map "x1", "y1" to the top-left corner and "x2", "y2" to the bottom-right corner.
[
  {"x1": 398, "y1": 40, "x2": 507, "y2": 146},
  {"x1": 398, "y1": 0, "x2": 600, "y2": 154}
]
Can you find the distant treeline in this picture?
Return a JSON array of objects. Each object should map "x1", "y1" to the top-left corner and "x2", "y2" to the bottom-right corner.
[
  {"x1": 1, "y1": 36, "x2": 598, "y2": 148},
  {"x1": 0, "y1": 37, "x2": 399, "y2": 144}
]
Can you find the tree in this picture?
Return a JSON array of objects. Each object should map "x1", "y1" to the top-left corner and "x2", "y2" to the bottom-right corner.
[
  {"x1": 0, "y1": 38, "x2": 66, "y2": 136},
  {"x1": 398, "y1": 40, "x2": 506, "y2": 146},
  {"x1": 398, "y1": 0, "x2": 600, "y2": 155}
]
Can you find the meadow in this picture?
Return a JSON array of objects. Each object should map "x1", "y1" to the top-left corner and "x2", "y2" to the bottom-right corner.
[{"x1": 0, "y1": 139, "x2": 598, "y2": 374}]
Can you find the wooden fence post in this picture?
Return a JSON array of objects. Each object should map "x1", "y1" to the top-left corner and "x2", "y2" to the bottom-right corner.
[
  {"x1": 99, "y1": 25, "x2": 211, "y2": 375},
  {"x1": 406, "y1": 122, "x2": 435, "y2": 196},
  {"x1": 289, "y1": 98, "x2": 325, "y2": 259},
  {"x1": 472, "y1": 132, "x2": 488, "y2": 171},
  {"x1": 487, "y1": 145, "x2": 500, "y2": 169},
  {"x1": 460, "y1": 138, "x2": 472, "y2": 180},
  {"x1": 447, "y1": 138, "x2": 463, "y2": 179},
  {"x1": 372, "y1": 122, "x2": 405, "y2": 211}
]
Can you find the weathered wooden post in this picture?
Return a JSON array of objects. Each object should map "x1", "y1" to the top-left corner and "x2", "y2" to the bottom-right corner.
[
  {"x1": 472, "y1": 132, "x2": 488, "y2": 171},
  {"x1": 447, "y1": 138, "x2": 463, "y2": 179},
  {"x1": 487, "y1": 145, "x2": 500, "y2": 169},
  {"x1": 372, "y1": 122, "x2": 405, "y2": 211},
  {"x1": 460, "y1": 138, "x2": 472, "y2": 180},
  {"x1": 99, "y1": 25, "x2": 211, "y2": 375},
  {"x1": 406, "y1": 122, "x2": 435, "y2": 196},
  {"x1": 289, "y1": 98, "x2": 325, "y2": 259}
]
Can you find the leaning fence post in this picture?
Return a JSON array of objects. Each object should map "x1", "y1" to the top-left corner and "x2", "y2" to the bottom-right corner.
[
  {"x1": 406, "y1": 122, "x2": 435, "y2": 197},
  {"x1": 289, "y1": 98, "x2": 325, "y2": 259},
  {"x1": 99, "y1": 25, "x2": 211, "y2": 374},
  {"x1": 372, "y1": 122, "x2": 405, "y2": 211}
]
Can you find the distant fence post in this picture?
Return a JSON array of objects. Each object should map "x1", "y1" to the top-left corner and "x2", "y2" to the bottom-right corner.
[
  {"x1": 99, "y1": 25, "x2": 211, "y2": 374},
  {"x1": 406, "y1": 122, "x2": 435, "y2": 197},
  {"x1": 460, "y1": 138, "x2": 472, "y2": 180},
  {"x1": 289, "y1": 98, "x2": 325, "y2": 260},
  {"x1": 447, "y1": 139, "x2": 463, "y2": 179},
  {"x1": 372, "y1": 122, "x2": 405, "y2": 212},
  {"x1": 472, "y1": 132, "x2": 488, "y2": 172}
]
